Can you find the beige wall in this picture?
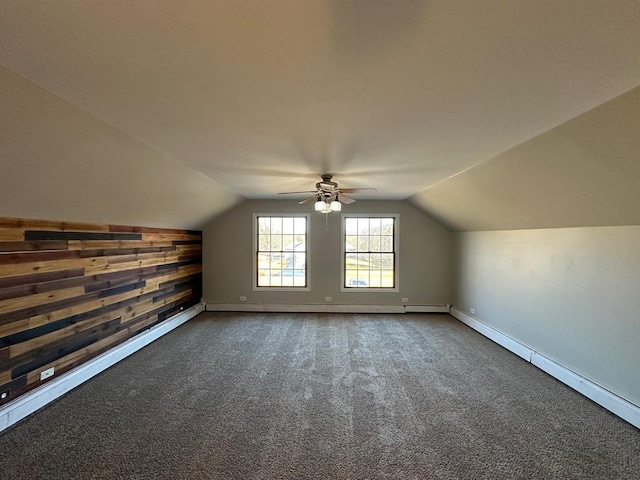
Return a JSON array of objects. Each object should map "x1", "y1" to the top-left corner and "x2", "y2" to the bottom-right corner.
[
  {"x1": 454, "y1": 226, "x2": 640, "y2": 406},
  {"x1": 203, "y1": 200, "x2": 452, "y2": 307}
]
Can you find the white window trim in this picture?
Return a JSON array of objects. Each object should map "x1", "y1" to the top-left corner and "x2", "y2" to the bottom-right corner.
[
  {"x1": 253, "y1": 213, "x2": 311, "y2": 292},
  {"x1": 340, "y1": 213, "x2": 400, "y2": 293}
]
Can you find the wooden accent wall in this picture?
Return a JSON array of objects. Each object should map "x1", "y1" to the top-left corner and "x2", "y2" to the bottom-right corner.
[{"x1": 0, "y1": 217, "x2": 202, "y2": 405}]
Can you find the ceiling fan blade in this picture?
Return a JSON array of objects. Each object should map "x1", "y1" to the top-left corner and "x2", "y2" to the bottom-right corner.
[
  {"x1": 278, "y1": 190, "x2": 317, "y2": 195},
  {"x1": 298, "y1": 195, "x2": 318, "y2": 205},
  {"x1": 338, "y1": 193, "x2": 356, "y2": 204},
  {"x1": 339, "y1": 188, "x2": 377, "y2": 194}
]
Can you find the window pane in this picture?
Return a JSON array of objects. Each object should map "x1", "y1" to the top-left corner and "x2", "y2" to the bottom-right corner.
[
  {"x1": 381, "y1": 218, "x2": 394, "y2": 235},
  {"x1": 282, "y1": 217, "x2": 294, "y2": 234},
  {"x1": 256, "y1": 216, "x2": 307, "y2": 288},
  {"x1": 357, "y1": 236, "x2": 370, "y2": 252},
  {"x1": 282, "y1": 234, "x2": 294, "y2": 250},
  {"x1": 270, "y1": 217, "x2": 282, "y2": 234},
  {"x1": 358, "y1": 217, "x2": 369, "y2": 235},
  {"x1": 344, "y1": 216, "x2": 396, "y2": 289},
  {"x1": 345, "y1": 218, "x2": 358, "y2": 235},
  {"x1": 370, "y1": 235, "x2": 381, "y2": 252},
  {"x1": 381, "y1": 253, "x2": 394, "y2": 269},
  {"x1": 381, "y1": 236, "x2": 393, "y2": 252},
  {"x1": 294, "y1": 217, "x2": 306, "y2": 235}
]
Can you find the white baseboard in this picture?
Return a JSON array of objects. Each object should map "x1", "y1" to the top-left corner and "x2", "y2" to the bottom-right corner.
[
  {"x1": 405, "y1": 304, "x2": 451, "y2": 313},
  {"x1": 0, "y1": 303, "x2": 203, "y2": 433},
  {"x1": 205, "y1": 303, "x2": 450, "y2": 314},
  {"x1": 450, "y1": 306, "x2": 640, "y2": 429}
]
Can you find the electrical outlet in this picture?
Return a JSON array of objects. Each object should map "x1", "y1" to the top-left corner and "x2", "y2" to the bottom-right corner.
[
  {"x1": 402, "y1": 297, "x2": 409, "y2": 303},
  {"x1": 325, "y1": 297, "x2": 332, "y2": 302},
  {"x1": 239, "y1": 296, "x2": 247, "y2": 301},
  {"x1": 40, "y1": 367, "x2": 55, "y2": 381},
  {"x1": 470, "y1": 308, "x2": 476, "y2": 314}
]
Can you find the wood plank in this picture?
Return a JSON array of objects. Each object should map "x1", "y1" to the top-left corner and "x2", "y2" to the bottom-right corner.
[
  {"x1": 0, "y1": 286, "x2": 86, "y2": 315},
  {"x1": 26, "y1": 284, "x2": 164, "y2": 331},
  {"x1": 0, "y1": 257, "x2": 104, "y2": 278},
  {"x1": 0, "y1": 250, "x2": 83, "y2": 265},
  {"x1": 0, "y1": 319, "x2": 29, "y2": 339},
  {"x1": 26, "y1": 329, "x2": 130, "y2": 383},
  {"x1": 0, "y1": 241, "x2": 69, "y2": 252},
  {"x1": 0, "y1": 229, "x2": 25, "y2": 242},
  {"x1": 0, "y1": 268, "x2": 85, "y2": 290},
  {"x1": 9, "y1": 318, "x2": 122, "y2": 373},
  {"x1": 108, "y1": 225, "x2": 161, "y2": 234},
  {"x1": 25, "y1": 231, "x2": 142, "y2": 242},
  {"x1": 0, "y1": 369, "x2": 11, "y2": 385},
  {"x1": 0, "y1": 217, "x2": 110, "y2": 232},
  {"x1": 84, "y1": 255, "x2": 181, "y2": 276},
  {"x1": 0, "y1": 274, "x2": 95, "y2": 302},
  {"x1": 141, "y1": 233, "x2": 201, "y2": 242},
  {"x1": 67, "y1": 240, "x2": 173, "y2": 250}
]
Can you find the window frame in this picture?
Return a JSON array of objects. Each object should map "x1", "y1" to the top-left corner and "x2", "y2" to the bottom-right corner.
[
  {"x1": 253, "y1": 213, "x2": 310, "y2": 291},
  {"x1": 341, "y1": 213, "x2": 399, "y2": 292}
]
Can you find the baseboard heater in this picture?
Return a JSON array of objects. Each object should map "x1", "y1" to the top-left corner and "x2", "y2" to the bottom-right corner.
[
  {"x1": 449, "y1": 306, "x2": 640, "y2": 429},
  {"x1": 205, "y1": 303, "x2": 451, "y2": 314},
  {"x1": 0, "y1": 303, "x2": 204, "y2": 433}
]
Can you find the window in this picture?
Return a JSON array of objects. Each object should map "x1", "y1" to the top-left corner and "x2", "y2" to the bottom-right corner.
[
  {"x1": 255, "y1": 215, "x2": 308, "y2": 289},
  {"x1": 343, "y1": 215, "x2": 398, "y2": 290}
]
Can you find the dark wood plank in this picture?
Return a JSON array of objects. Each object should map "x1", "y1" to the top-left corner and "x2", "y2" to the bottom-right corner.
[
  {"x1": 0, "y1": 268, "x2": 85, "y2": 290},
  {"x1": 0, "y1": 241, "x2": 69, "y2": 252},
  {"x1": 0, "y1": 250, "x2": 83, "y2": 265}
]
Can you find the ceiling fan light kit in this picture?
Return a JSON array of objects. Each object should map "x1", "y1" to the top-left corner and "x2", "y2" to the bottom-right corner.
[{"x1": 280, "y1": 174, "x2": 376, "y2": 213}]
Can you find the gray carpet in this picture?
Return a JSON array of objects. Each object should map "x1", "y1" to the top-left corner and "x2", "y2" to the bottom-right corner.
[{"x1": 1, "y1": 312, "x2": 638, "y2": 479}]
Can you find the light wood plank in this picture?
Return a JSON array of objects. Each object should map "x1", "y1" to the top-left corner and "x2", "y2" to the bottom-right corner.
[
  {"x1": 0, "y1": 257, "x2": 106, "y2": 278},
  {"x1": 0, "y1": 229, "x2": 25, "y2": 242},
  {"x1": 0, "y1": 217, "x2": 110, "y2": 232},
  {"x1": 0, "y1": 319, "x2": 29, "y2": 338},
  {"x1": 141, "y1": 233, "x2": 201, "y2": 242},
  {"x1": 27, "y1": 284, "x2": 162, "y2": 330},
  {"x1": 0, "y1": 286, "x2": 86, "y2": 315},
  {"x1": 0, "y1": 369, "x2": 11, "y2": 385}
]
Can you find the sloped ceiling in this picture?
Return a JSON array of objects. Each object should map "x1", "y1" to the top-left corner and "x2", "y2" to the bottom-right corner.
[
  {"x1": 0, "y1": 1, "x2": 639, "y2": 229},
  {"x1": 408, "y1": 86, "x2": 640, "y2": 230}
]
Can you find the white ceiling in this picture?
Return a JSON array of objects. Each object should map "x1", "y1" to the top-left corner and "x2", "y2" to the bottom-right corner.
[{"x1": 1, "y1": 1, "x2": 639, "y2": 202}]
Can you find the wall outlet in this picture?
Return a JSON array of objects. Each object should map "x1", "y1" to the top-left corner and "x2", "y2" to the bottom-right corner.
[
  {"x1": 470, "y1": 308, "x2": 476, "y2": 314},
  {"x1": 325, "y1": 297, "x2": 332, "y2": 302},
  {"x1": 40, "y1": 367, "x2": 55, "y2": 381},
  {"x1": 239, "y1": 296, "x2": 246, "y2": 301},
  {"x1": 402, "y1": 298, "x2": 409, "y2": 303}
]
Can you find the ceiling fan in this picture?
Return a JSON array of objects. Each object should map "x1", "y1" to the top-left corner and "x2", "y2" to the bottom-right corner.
[{"x1": 278, "y1": 174, "x2": 377, "y2": 213}]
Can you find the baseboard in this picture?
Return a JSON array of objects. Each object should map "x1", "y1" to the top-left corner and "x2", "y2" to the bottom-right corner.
[
  {"x1": 205, "y1": 303, "x2": 450, "y2": 314},
  {"x1": 0, "y1": 302, "x2": 204, "y2": 433},
  {"x1": 450, "y1": 306, "x2": 640, "y2": 429},
  {"x1": 405, "y1": 304, "x2": 451, "y2": 313}
]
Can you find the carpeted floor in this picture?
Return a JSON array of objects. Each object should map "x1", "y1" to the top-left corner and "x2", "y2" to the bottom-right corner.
[{"x1": 1, "y1": 312, "x2": 638, "y2": 479}]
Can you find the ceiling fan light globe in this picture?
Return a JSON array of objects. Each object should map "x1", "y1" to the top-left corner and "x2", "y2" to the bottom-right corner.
[
  {"x1": 321, "y1": 204, "x2": 332, "y2": 214},
  {"x1": 330, "y1": 200, "x2": 342, "y2": 211},
  {"x1": 314, "y1": 200, "x2": 325, "y2": 211}
]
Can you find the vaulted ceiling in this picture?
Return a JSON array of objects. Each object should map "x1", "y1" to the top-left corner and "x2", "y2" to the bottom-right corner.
[{"x1": 1, "y1": 1, "x2": 639, "y2": 229}]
